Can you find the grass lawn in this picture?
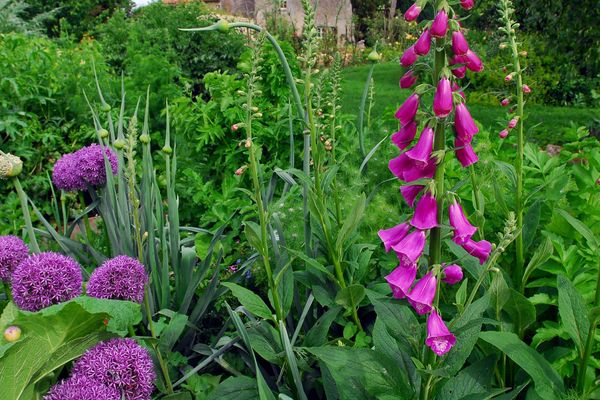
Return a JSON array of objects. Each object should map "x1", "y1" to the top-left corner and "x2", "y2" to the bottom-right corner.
[{"x1": 340, "y1": 63, "x2": 600, "y2": 145}]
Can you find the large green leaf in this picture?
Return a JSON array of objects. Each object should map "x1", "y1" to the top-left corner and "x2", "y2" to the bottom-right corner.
[
  {"x1": 307, "y1": 346, "x2": 413, "y2": 400},
  {"x1": 222, "y1": 282, "x2": 273, "y2": 320},
  {"x1": 0, "y1": 297, "x2": 140, "y2": 399},
  {"x1": 557, "y1": 275, "x2": 590, "y2": 355},
  {"x1": 436, "y1": 356, "x2": 496, "y2": 400},
  {"x1": 303, "y1": 307, "x2": 341, "y2": 347},
  {"x1": 334, "y1": 284, "x2": 366, "y2": 309},
  {"x1": 503, "y1": 289, "x2": 536, "y2": 334},
  {"x1": 479, "y1": 331, "x2": 564, "y2": 398},
  {"x1": 208, "y1": 376, "x2": 258, "y2": 400}
]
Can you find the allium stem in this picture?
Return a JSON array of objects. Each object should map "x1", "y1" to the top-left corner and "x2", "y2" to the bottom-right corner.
[{"x1": 13, "y1": 177, "x2": 40, "y2": 253}]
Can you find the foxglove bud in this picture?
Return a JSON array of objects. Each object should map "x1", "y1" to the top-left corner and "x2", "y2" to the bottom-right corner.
[
  {"x1": 404, "y1": 3, "x2": 422, "y2": 21},
  {"x1": 414, "y1": 29, "x2": 431, "y2": 55},
  {"x1": 452, "y1": 31, "x2": 469, "y2": 56},
  {"x1": 499, "y1": 129, "x2": 509, "y2": 139},
  {"x1": 508, "y1": 117, "x2": 519, "y2": 129},
  {"x1": 460, "y1": 0, "x2": 474, "y2": 10},
  {"x1": 522, "y1": 84, "x2": 531, "y2": 93},
  {"x1": 465, "y1": 50, "x2": 483, "y2": 72},
  {"x1": 433, "y1": 77, "x2": 453, "y2": 117},
  {"x1": 505, "y1": 73, "x2": 514, "y2": 82},
  {"x1": 401, "y1": 46, "x2": 418, "y2": 67},
  {"x1": 501, "y1": 98, "x2": 510, "y2": 106},
  {"x1": 430, "y1": 10, "x2": 449, "y2": 38},
  {"x1": 400, "y1": 70, "x2": 418, "y2": 89}
]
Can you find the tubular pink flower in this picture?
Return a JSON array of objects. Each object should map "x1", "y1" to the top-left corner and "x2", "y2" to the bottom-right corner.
[
  {"x1": 385, "y1": 264, "x2": 417, "y2": 299},
  {"x1": 452, "y1": 65, "x2": 467, "y2": 79},
  {"x1": 414, "y1": 29, "x2": 431, "y2": 55},
  {"x1": 508, "y1": 117, "x2": 519, "y2": 129},
  {"x1": 454, "y1": 103, "x2": 478, "y2": 141},
  {"x1": 458, "y1": 238, "x2": 492, "y2": 264},
  {"x1": 378, "y1": 223, "x2": 411, "y2": 252},
  {"x1": 426, "y1": 310, "x2": 456, "y2": 355},
  {"x1": 406, "y1": 126, "x2": 434, "y2": 166},
  {"x1": 392, "y1": 230, "x2": 426, "y2": 266},
  {"x1": 452, "y1": 82, "x2": 466, "y2": 100},
  {"x1": 465, "y1": 50, "x2": 483, "y2": 72},
  {"x1": 522, "y1": 84, "x2": 531, "y2": 93},
  {"x1": 404, "y1": 3, "x2": 422, "y2": 21},
  {"x1": 499, "y1": 129, "x2": 509, "y2": 139},
  {"x1": 454, "y1": 137, "x2": 479, "y2": 168},
  {"x1": 449, "y1": 200, "x2": 477, "y2": 244},
  {"x1": 430, "y1": 10, "x2": 448, "y2": 38},
  {"x1": 460, "y1": 0, "x2": 474, "y2": 10},
  {"x1": 395, "y1": 94, "x2": 419, "y2": 125},
  {"x1": 505, "y1": 74, "x2": 513, "y2": 82},
  {"x1": 411, "y1": 193, "x2": 438, "y2": 230},
  {"x1": 452, "y1": 31, "x2": 469, "y2": 55},
  {"x1": 404, "y1": 157, "x2": 436, "y2": 182},
  {"x1": 400, "y1": 70, "x2": 418, "y2": 89},
  {"x1": 433, "y1": 78, "x2": 453, "y2": 117},
  {"x1": 501, "y1": 98, "x2": 510, "y2": 106},
  {"x1": 407, "y1": 272, "x2": 437, "y2": 315},
  {"x1": 442, "y1": 264, "x2": 463, "y2": 285},
  {"x1": 400, "y1": 185, "x2": 424, "y2": 207},
  {"x1": 391, "y1": 120, "x2": 418, "y2": 149},
  {"x1": 401, "y1": 46, "x2": 418, "y2": 67}
]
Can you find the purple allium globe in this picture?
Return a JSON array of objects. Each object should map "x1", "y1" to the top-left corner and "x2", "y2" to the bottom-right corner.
[
  {"x1": 52, "y1": 145, "x2": 118, "y2": 191},
  {"x1": 71, "y1": 338, "x2": 155, "y2": 400},
  {"x1": 86, "y1": 255, "x2": 148, "y2": 303},
  {"x1": 44, "y1": 376, "x2": 120, "y2": 400},
  {"x1": 11, "y1": 252, "x2": 83, "y2": 312},
  {"x1": 0, "y1": 235, "x2": 29, "y2": 282}
]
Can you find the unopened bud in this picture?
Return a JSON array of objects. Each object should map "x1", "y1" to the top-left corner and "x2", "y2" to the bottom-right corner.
[
  {"x1": 215, "y1": 20, "x2": 230, "y2": 33},
  {"x1": 253, "y1": 112, "x2": 263, "y2": 118},
  {"x1": 519, "y1": 50, "x2": 528, "y2": 57},
  {"x1": 3, "y1": 326, "x2": 21, "y2": 342},
  {"x1": 499, "y1": 43, "x2": 508, "y2": 50},
  {"x1": 139, "y1": 134, "x2": 150, "y2": 144},
  {"x1": 500, "y1": 98, "x2": 510, "y2": 107},
  {"x1": 100, "y1": 103, "x2": 111, "y2": 112},
  {"x1": 522, "y1": 84, "x2": 531, "y2": 94},
  {"x1": 235, "y1": 165, "x2": 248, "y2": 176},
  {"x1": 232, "y1": 124, "x2": 240, "y2": 131},
  {"x1": 251, "y1": 106, "x2": 259, "y2": 112},
  {"x1": 508, "y1": 117, "x2": 519, "y2": 129},
  {"x1": 161, "y1": 145, "x2": 173, "y2": 155},
  {"x1": 0, "y1": 153, "x2": 23, "y2": 179},
  {"x1": 244, "y1": 138, "x2": 252, "y2": 148},
  {"x1": 499, "y1": 129, "x2": 509, "y2": 139},
  {"x1": 98, "y1": 128, "x2": 109, "y2": 139},
  {"x1": 367, "y1": 49, "x2": 382, "y2": 62},
  {"x1": 113, "y1": 139, "x2": 126, "y2": 150},
  {"x1": 505, "y1": 73, "x2": 514, "y2": 82}
]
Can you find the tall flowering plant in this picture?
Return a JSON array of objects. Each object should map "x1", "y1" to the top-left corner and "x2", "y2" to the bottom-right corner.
[{"x1": 381, "y1": 0, "x2": 492, "y2": 357}]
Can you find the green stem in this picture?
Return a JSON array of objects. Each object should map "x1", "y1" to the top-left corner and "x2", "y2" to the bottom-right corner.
[
  {"x1": 469, "y1": 166, "x2": 485, "y2": 240},
  {"x1": 3, "y1": 282, "x2": 12, "y2": 302},
  {"x1": 13, "y1": 177, "x2": 40, "y2": 253},
  {"x1": 357, "y1": 64, "x2": 375, "y2": 161}
]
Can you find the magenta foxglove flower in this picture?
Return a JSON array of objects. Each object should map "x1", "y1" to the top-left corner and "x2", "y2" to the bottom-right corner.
[
  {"x1": 385, "y1": 264, "x2": 417, "y2": 299},
  {"x1": 392, "y1": 230, "x2": 426, "y2": 266},
  {"x1": 454, "y1": 137, "x2": 479, "y2": 168},
  {"x1": 411, "y1": 193, "x2": 438, "y2": 230},
  {"x1": 425, "y1": 310, "x2": 456, "y2": 355},
  {"x1": 458, "y1": 238, "x2": 492, "y2": 264},
  {"x1": 460, "y1": 0, "x2": 474, "y2": 10},
  {"x1": 442, "y1": 264, "x2": 463, "y2": 284},
  {"x1": 522, "y1": 84, "x2": 531, "y2": 93},
  {"x1": 499, "y1": 129, "x2": 509, "y2": 139},
  {"x1": 452, "y1": 31, "x2": 469, "y2": 55},
  {"x1": 452, "y1": 65, "x2": 467, "y2": 79},
  {"x1": 430, "y1": 10, "x2": 448, "y2": 38},
  {"x1": 71, "y1": 338, "x2": 155, "y2": 400},
  {"x1": 452, "y1": 82, "x2": 466, "y2": 99},
  {"x1": 44, "y1": 376, "x2": 120, "y2": 400},
  {"x1": 407, "y1": 272, "x2": 437, "y2": 315},
  {"x1": 401, "y1": 46, "x2": 418, "y2": 67},
  {"x1": 508, "y1": 117, "x2": 519, "y2": 129},
  {"x1": 404, "y1": 3, "x2": 422, "y2": 21},
  {"x1": 86, "y1": 255, "x2": 148, "y2": 304},
  {"x1": 391, "y1": 120, "x2": 417, "y2": 149},
  {"x1": 0, "y1": 235, "x2": 29, "y2": 282},
  {"x1": 400, "y1": 185, "x2": 424, "y2": 207},
  {"x1": 395, "y1": 94, "x2": 420, "y2": 125},
  {"x1": 406, "y1": 126, "x2": 434, "y2": 166},
  {"x1": 465, "y1": 50, "x2": 483, "y2": 72},
  {"x1": 501, "y1": 98, "x2": 510, "y2": 106},
  {"x1": 414, "y1": 29, "x2": 431, "y2": 55},
  {"x1": 12, "y1": 252, "x2": 83, "y2": 312},
  {"x1": 433, "y1": 78, "x2": 453, "y2": 117},
  {"x1": 378, "y1": 223, "x2": 410, "y2": 252},
  {"x1": 400, "y1": 70, "x2": 418, "y2": 89},
  {"x1": 449, "y1": 200, "x2": 477, "y2": 243},
  {"x1": 454, "y1": 103, "x2": 479, "y2": 141}
]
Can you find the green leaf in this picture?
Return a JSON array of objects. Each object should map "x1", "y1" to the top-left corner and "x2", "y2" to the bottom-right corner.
[
  {"x1": 162, "y1": 392, "x2": 193, "y2": 400},
  {"x1": 503, "y1": 289, "x2": 536, "y2": 334},
  {"x1": 286, "y1": 248, "x2": 336, "y2": 282},
  {"x1": 479, "y1": 331, "x2": 564, "y2": 398},
  {"x1": 335, "y1": 194, "x2": 366, "y2": 251},
  {"x1": 208, "y1": 376, "x2": 258, "y2": 400},
  {"x1": 436, "y1": 356, "x2": 496, "y2": 400},
  {"x1": 334, "y1": 284, "x2": 365, "y2": 309},
  {"x1": 523, "y1": 200, "x2": 541, "y2": 251},
  {"x1": 303, "y1": 307, "x2": 341, "y2": 347},
  {"x1": 222, "y1": 282, "x2": 273, "y2": 320},
  {"x1": 279, "y1": 321, "x2": 307, "y2": 400},
  {"x1": 307, "y1": 346, "x2": 413, "y2": 399},
  {"x1": 158, "y1": 312, "x2": 188, "y2": 353},
  {"x1": 556, "y1": 209, "x2": 598, "y2": 250},
  {"x1": 522, "y1": 237, "x2": 553, "y2": 289},
  {"x1": 0, "y1": 298, "x2": 139, "y2": 398},
  {"x1": 244, "y1": 221, "x2": 265, "y2": 256},
  {"x1": 557, "y1": 275, "x2": 590, "y2": 355}
]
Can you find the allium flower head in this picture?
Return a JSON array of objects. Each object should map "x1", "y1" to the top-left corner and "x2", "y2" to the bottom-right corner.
[
  {"x1": 52, "y1": 145, "x2": 118, "y2": 192},
  {"x1": 45, "y1": 376, "x2": 120, "y2": 400},
  {"x1": 87, "y1": 255, "x2": 148, "y2": 304},
  {"x1": 12, "y1": 252, "x2": 82, "y2": 312},
  {"x1": 0, "y1": 235, "x2": 29, "y2": 281},
  {"x1": 71, "y1": 338, "x2": 155, "y2": 400}
]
